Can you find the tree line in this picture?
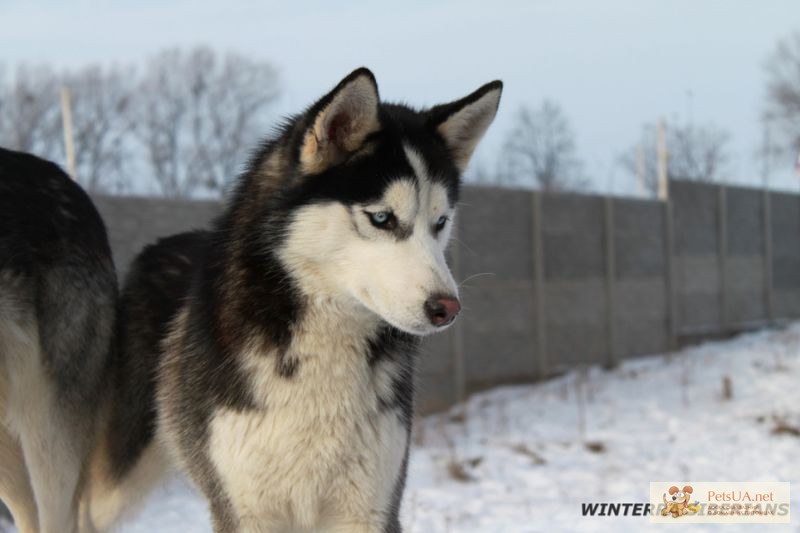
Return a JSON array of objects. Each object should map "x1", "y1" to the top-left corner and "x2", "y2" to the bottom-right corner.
[
  {"x1": 489, "y1": 30, "x2": 800, "y2": 195},
  {"x1": 0, "y1": 47, "x2": 279, "y2": 196}
]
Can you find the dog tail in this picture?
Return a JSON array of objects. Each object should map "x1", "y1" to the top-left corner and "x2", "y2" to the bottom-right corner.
[{"x1": 79, "y1": 407, "x2": 172, "y2": 532}]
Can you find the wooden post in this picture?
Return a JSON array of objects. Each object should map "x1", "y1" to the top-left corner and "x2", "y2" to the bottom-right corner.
[{"x1": 60, "y1": 86, "x2": 77, "y2": 180}]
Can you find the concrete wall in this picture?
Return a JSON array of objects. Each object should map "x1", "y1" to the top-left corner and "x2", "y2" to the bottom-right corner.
[
  {"x1": 669, "y1": 182, "x2": 800, "y2": 342},
  {"x1": 91, "y1": 181, "x2": 800, "y2": 414}
]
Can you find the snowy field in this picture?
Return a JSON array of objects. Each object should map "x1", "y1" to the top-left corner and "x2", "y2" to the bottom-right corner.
[{"x1": 2, "y1": 324, "x2": 799, "y2": 532}]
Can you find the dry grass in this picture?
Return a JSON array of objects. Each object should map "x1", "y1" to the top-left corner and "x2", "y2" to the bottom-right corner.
[
  {"x1": 509, "y1": 443, "x2": 547, "y2": 465},
  {"x1": 722, "y1": 375, "x2": 733, "y2": 401},
  {"x1": 584, "y1": 440, "x2": 607, "y2": 453},
  {"x1": 772, "y1": 420, "x2": 800, "y2": 437},
  {"x1": 446, "y1": 458, "x2": 477, "y2": 482},
  {"x1": 449, "y1": 411, "x2": 467, "y2": 424}
]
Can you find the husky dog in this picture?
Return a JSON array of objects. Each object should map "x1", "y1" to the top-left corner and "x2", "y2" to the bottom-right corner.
[
  {"x1": 0, "y1": 148, "x2": 117, "y2": 533},
  {"x1": 82, "y1": 68, "x2": 502, "y2": 532}
]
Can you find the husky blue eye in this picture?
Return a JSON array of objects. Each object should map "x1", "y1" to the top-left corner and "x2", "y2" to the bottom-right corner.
[
  {"x1": 434, "y1": 215, "x2": 449, "y2": 232},
  {"x1": 367, "y1": 211, "x2": 396, "y2": 229}
]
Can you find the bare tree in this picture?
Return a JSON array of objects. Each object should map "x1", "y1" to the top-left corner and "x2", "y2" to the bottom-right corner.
[
  {"x1": 620, "y1": 121, "x2": 730, "y2": 196},
  {"x1": 498, "y1": 101, "x2": 585, "y2": 191},
  {"x1": 669, "y1": 123, "x2": 730, "y2": 182},
  {"x1": 764, "y1": 31, "x2": 800, "y2": 157},
  {"x1": 0, "y1": 65, "x2": 61, "y2": 158},
  {"x1": 64, "y1": 65, "x2": 137, "y2": 193},
  {"x1": 136, "y1": 47, "x2": 280, "y2": 197},
  {"x1": 0, "y1": 47, "x2": 279, "y2": 197}
]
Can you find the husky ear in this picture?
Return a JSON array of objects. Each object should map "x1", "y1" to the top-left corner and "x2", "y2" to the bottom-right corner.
[
  {"x1": 428, "y1": 80, "x2": 503, "y2": 173},
  {"x1": 299, "y1": 68, "x2": 380, "y2": 174}
]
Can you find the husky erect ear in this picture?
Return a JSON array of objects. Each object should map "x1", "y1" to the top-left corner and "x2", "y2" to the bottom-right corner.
[
  {"x1": 299, "y1": 67, "x2": 380, "y2": 174},
  {"x1": 428, "y1": 80, "x2": 503, "y2": 173}
]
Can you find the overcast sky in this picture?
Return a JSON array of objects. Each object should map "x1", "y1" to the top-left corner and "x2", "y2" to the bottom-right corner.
[{"x1": 3, "y1": 0, "x2": 799, "y2": 194}]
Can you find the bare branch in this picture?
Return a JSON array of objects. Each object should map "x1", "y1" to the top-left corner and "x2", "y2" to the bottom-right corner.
[
  {"x1": 136, "y1": 47, "x2": 280, "y2": 197},
  {"x1": 497, "y1": 101, "x2": 586, "y2": 191},
  {"x1": 764, "y1": 31, "x2": 800, "y2": 156},
  {"x1": 0, "y1": 65, "x2": 61, "y2": 158}
]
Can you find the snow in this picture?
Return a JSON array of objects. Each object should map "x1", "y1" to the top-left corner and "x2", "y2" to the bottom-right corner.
[{"x1": 2, "y1": 324, "x2": 799, "y2": 532}]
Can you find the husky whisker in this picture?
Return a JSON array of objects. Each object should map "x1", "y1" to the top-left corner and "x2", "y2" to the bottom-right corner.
[{"x1": 457, "y1": 272, "x2": 496, "y2": 288}]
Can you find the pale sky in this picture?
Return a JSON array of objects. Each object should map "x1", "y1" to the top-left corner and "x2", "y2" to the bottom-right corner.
[{"x1": 3, "y1": 0, "x2": 799, "y2": 194}]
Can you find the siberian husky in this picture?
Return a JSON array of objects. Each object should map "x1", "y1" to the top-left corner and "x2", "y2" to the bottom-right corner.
[
  {"x1": 82, "y1": 68, "x2": 502, "y2": 532},
  {"x1": 0, "y1": 148, "x2": 117, "y2": 533}
]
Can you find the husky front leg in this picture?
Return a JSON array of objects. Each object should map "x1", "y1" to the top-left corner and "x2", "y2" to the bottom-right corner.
[
  {"x1": 7, "y1": 343, "x2": 84, "y2": 532},
  {"x1": 3, "y1": 320, "x2": 84, "y2": 533},
  {"x1": 0, "y1": 424, "x2": 38, "y2": 533},
  {"x1": 17, "y1": 397, "x2": 85, "y2": 533}
]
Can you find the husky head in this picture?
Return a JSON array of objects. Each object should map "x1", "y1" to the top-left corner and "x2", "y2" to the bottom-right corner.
[{"x1": 259, "y1": 68, "x2": 502, "y2": 336}]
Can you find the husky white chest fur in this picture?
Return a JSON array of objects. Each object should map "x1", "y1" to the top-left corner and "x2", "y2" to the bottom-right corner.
[
  {"x1": 207, "y1": 305, "x2": 411, "y2": 530},
  {"x1": 85, "y1": 67, "x2": 502, "y2": 533}
]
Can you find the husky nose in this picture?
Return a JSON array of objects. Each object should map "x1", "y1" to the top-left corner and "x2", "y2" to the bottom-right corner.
[{"x1": 424, "y1": 296, "x2": 461, "y2": 327}]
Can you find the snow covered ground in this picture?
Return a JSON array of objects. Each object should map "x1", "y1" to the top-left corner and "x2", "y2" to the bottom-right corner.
[{"x1": 2, "y1": 324, "x2": 799, "y2": 532}]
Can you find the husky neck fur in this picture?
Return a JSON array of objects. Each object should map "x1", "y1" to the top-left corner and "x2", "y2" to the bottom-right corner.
[{"x1": 86, "y1": 68, "x2": 502, "y2": 533}]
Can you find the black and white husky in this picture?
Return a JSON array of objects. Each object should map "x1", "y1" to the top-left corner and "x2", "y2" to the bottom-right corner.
[
  {"x1": 82, "y1": 68, "x2": 502, "y2": 532},
  {"x1": 0, "y1": 148, "x2": 117, "y2": 533}
]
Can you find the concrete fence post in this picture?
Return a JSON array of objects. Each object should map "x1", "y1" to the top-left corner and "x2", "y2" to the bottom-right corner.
[
  {"x1": 762, "y1": 189, "x2": 775, "y2": 325},
  {"x1": 451, "y1": 221, "x2": 466, "y2": 402},
  {"x1": 532, "y1": 191, "x2": 548, "y2": 379},
  {"x1": 718, "y1": 185, "x2": 728, "y2": 333},
  {"x1": 664, "y1": 199, "x2": 678, "y2": 351},
  {"x1": 603, "y1": 197, "x2": 618, "y2": 367}
]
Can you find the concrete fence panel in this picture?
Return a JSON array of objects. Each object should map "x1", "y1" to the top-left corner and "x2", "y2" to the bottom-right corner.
[
  {"x1": 771, "y1": 191, "x2": 800, "y2": 319},
  {"x1": 455, "y1": 187, "x2": 538, "y2": 391},
  {"x1": 612, "y1": 198, "x2": 669, "y2": 359},
  {"x1": 725, "y1": 186, "x2": 767, "y2": 326},
  {"x1": 670, "y1": 181, "x2": 722, "y2": 334},
  {"x1": 542, "y1": 194, "x2": 608, "y2": 370},
  {"x1": 94, "y1": 195, "x2": 221, "y2": 278}
]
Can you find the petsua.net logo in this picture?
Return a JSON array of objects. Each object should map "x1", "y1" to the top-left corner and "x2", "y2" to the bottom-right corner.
[{"x1": 650, "y1": 482, "x2": 790, "y2": 524}]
